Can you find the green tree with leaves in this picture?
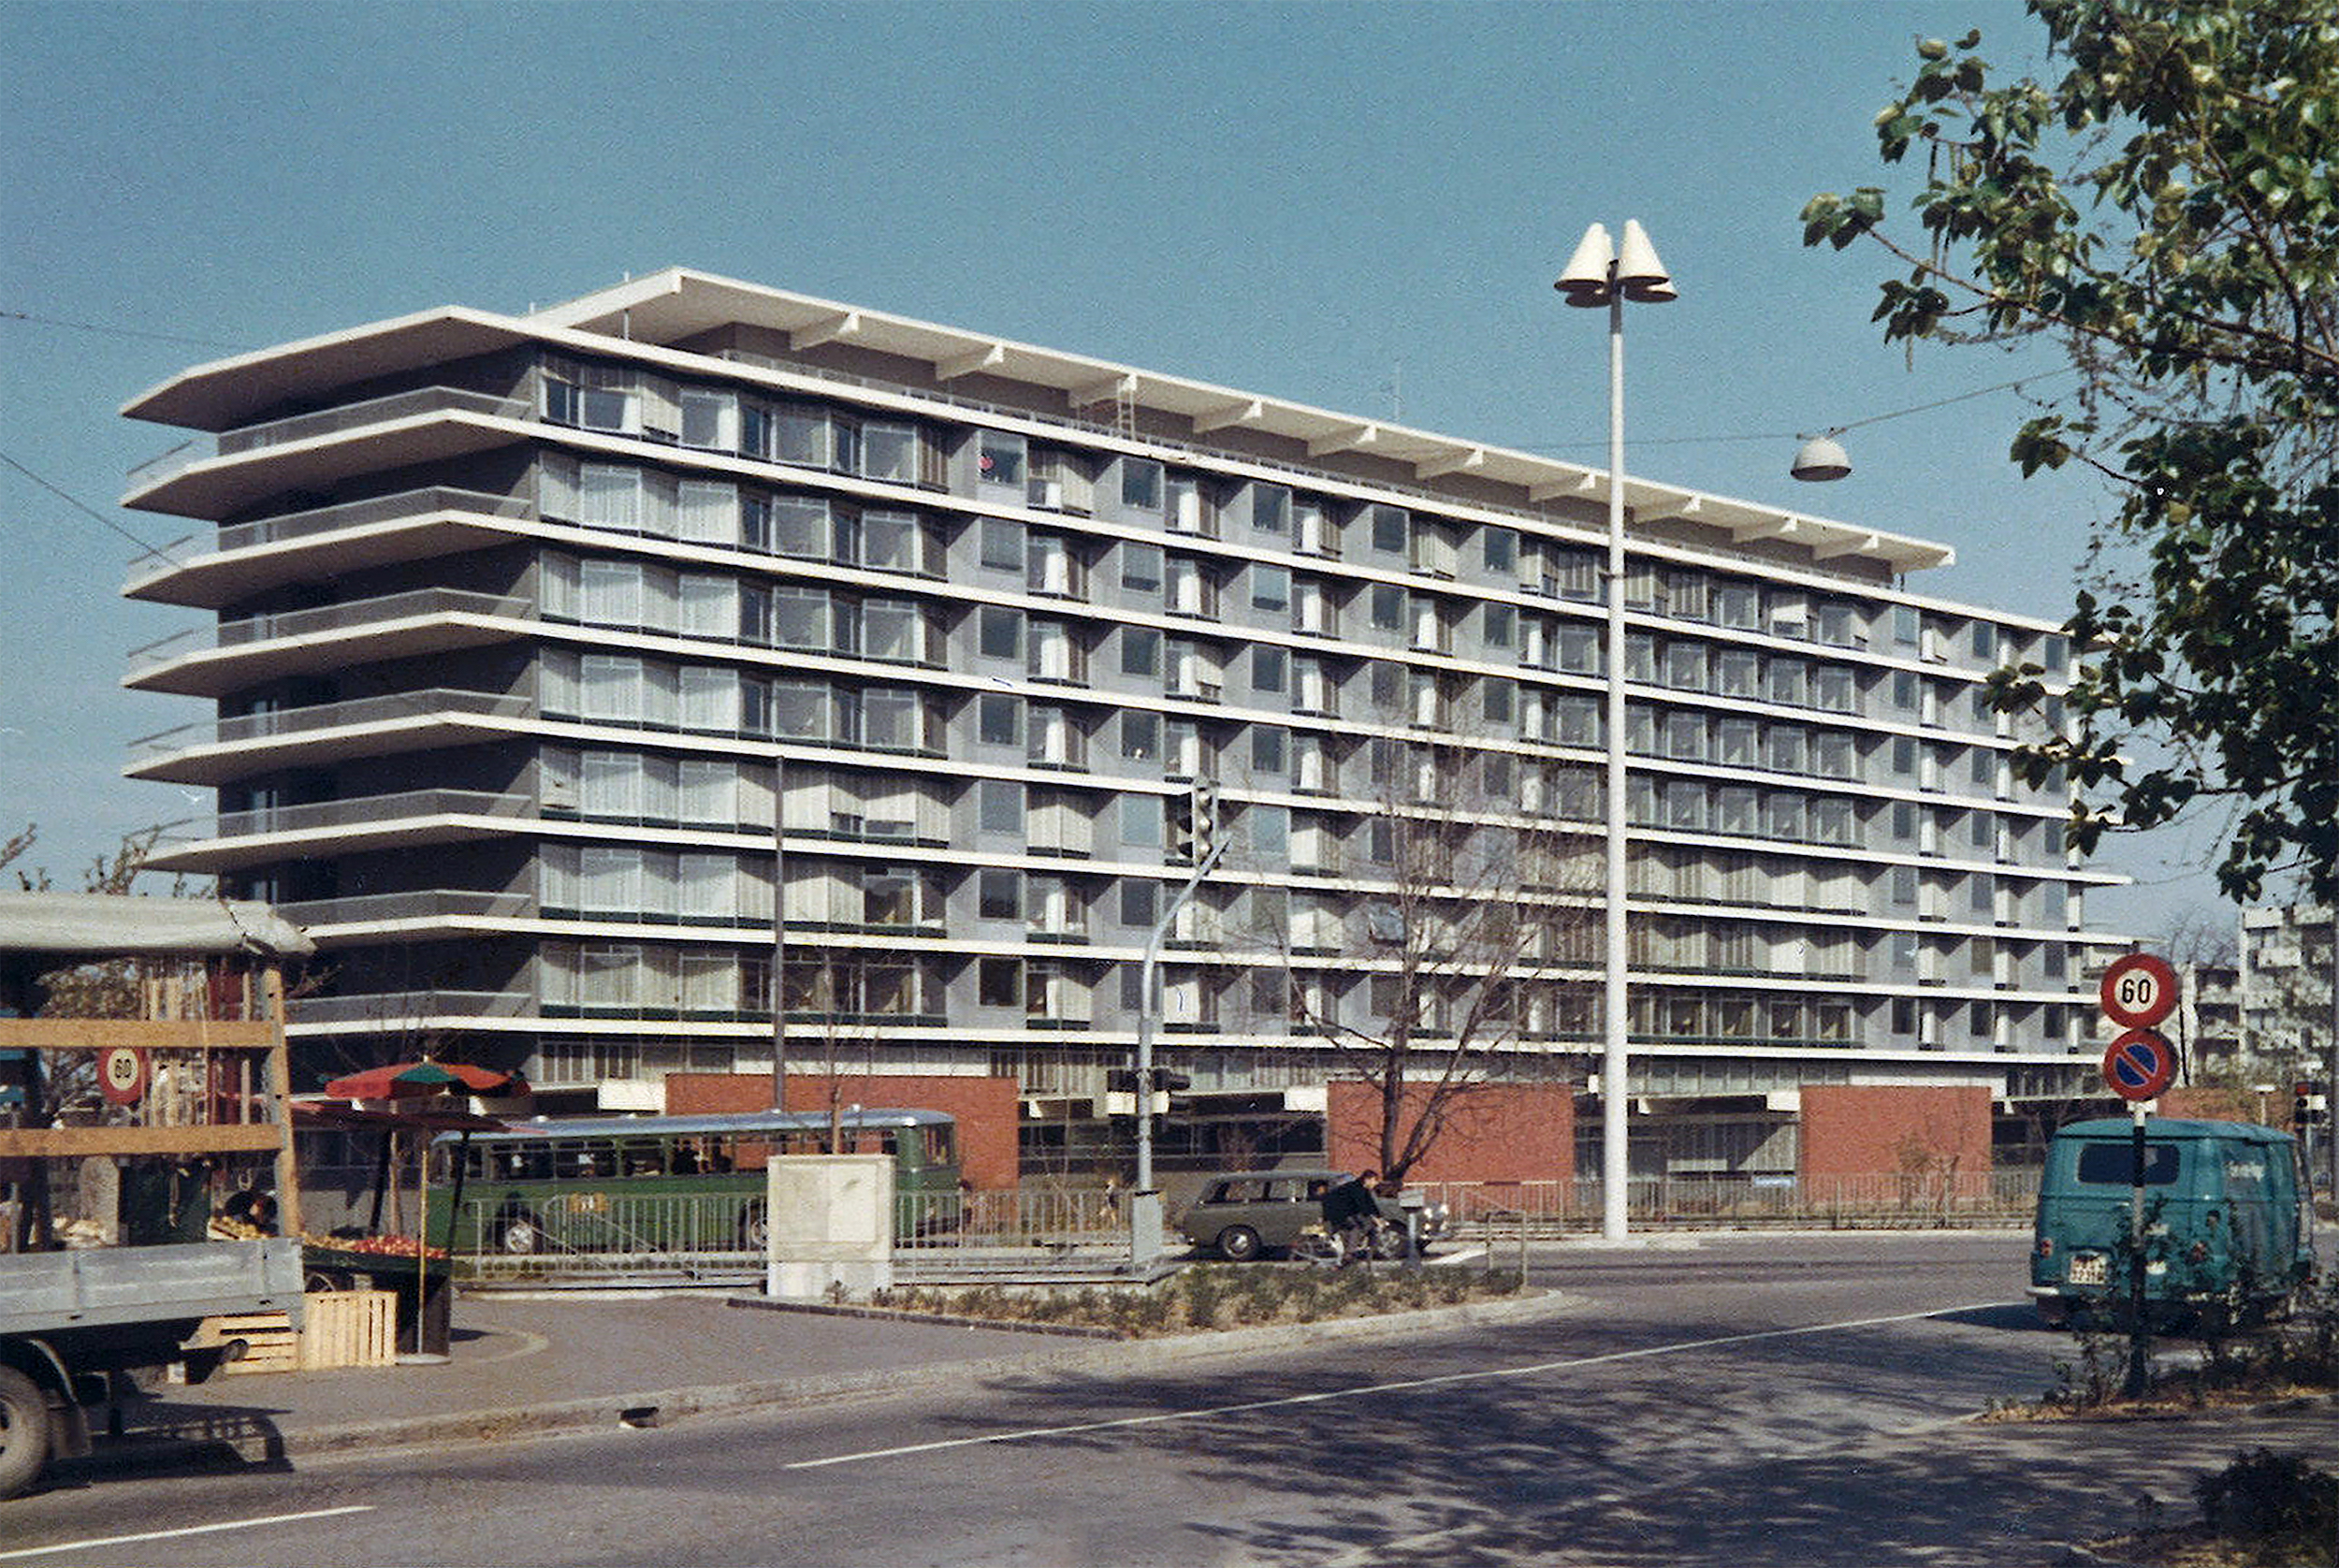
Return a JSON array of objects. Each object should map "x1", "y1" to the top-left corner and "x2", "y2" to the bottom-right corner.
[{"x1": 1802, "y1": 1, "x2": 2337, "y2": 903}]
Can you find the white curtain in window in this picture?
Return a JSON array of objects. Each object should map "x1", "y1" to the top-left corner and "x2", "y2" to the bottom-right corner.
[
  {"x1": 538, "y1": 941, "x2": 579, "y2": 1008},
  {"x1": 581, "y1": 560, "x2": 643, "y2": 627},
  {"x1": 782, "y1": 769, "x2": 836, "y2": 833},
  {"x1": 539, "y1": 844, "x2": 579, "y2": 908},
  {"x1": 638, "y1": 849, "x2": 679, "y2": 921},
  {"x1": 678, "y1": 853, "x2": 737, "y2": 922},
  {"x1": 861, "y1": 777, "x2": 922, "y2": 839},
  {"x1": 680, "y1": 666, "x2": 740, "y2": 732},
  {"x1": 677, "y1": 481, "x2": 737, "y2": 544},
  {"x1": 679, "y1": 951, "x2": 734, "y2": 1012},
  {"x1": 581, "y1": 465, "x2": 640, "y2": 530},
  {"x1": 678, "y1": 759, "x2": 737, "y2": 824},
  {"x1": 677, "y1": 573, "x2": 735, "y2": 641},
  {"x1": 540, "y1": 553, "x2": 580, "y2": 620},
  {"x1": 642, "y1": 754, "x2": 678, "y2": 821},
  {"x1": 579, "y1": 656, "x2": 642, "y2": 722},
  {"x1": 642, "y1": 472, "x2": 679, "y2": 538},
  {"x1": 580, "y1": 751, "x2": 644, "y2": 817},
  {"x1": 540, "y1": 648, "x2": 580, "y2": 714},
  {"x1": 538, "y1": 454, "x2": 580, "y2": 521},
  {"x1": 642, "y1": 661, "x2": 679, "y2": 729},
  {"x1": 579, "y1": 847, "x2": 642, "y2": 913}
]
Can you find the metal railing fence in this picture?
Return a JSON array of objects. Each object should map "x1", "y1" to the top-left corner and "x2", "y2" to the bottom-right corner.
[{"x1": 1416, "y1": 1169, "x2": 2041, "y2": 1234}]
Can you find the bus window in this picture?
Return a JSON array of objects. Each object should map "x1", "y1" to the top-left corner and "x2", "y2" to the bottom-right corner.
[
  {"x1": 556, "y1": 1140, "x2": 616, "y2": 1181},
  {"x1": 923, "y1": 1125, "x2": 953, "y2": 1169}
]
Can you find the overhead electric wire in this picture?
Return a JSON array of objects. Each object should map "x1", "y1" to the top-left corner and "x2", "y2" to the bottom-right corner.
[
  {"x1": 1, "y1": 308, "x2": 252, "y2": 352},
  {"x1": 1511, "y1": 364, "x2": 2085, "y2": 456}
]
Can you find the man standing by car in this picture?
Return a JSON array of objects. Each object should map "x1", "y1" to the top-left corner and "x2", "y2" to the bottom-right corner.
[{"x1": 1321, "y1": 1169, "x2": 1382, "y2": 1263}]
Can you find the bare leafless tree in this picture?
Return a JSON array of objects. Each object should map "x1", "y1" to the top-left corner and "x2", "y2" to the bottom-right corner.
[{"x1": 1242, "y1": 712, "x2": 1597, "y2": 1183}]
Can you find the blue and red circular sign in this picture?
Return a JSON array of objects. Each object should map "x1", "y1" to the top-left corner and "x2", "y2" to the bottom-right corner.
[{"x1": 2102, "y1": 1028, "x2": 2176, "y2": 1102}]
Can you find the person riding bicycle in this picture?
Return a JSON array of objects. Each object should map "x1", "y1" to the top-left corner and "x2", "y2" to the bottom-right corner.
[{"x1": 1320, "y1": 1169, "x2": 1383, "y2": 1264}]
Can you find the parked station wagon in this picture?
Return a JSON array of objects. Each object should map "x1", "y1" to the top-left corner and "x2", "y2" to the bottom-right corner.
[{"x1": 1177, "y1": 1169, "x2": 1447, "y2": 1261}]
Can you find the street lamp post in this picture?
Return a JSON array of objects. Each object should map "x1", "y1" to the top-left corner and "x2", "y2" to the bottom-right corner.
[{"x1": 1557, "y1": 220, "x2": 1676, "y2": 1241}]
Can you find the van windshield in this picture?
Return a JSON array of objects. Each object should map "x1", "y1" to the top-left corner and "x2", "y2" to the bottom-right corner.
[{"x1": 2074, "y1": 1141, "x2": 2180, "y2": 1185}]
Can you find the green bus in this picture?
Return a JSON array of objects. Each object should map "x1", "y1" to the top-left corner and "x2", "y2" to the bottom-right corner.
[{"x1": 425, "y1": 1108, "x2": 962, "y2": 1257}]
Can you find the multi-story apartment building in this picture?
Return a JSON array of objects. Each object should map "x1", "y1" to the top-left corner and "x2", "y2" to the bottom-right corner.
[
  {"x1": 117, "y1": 269, "x2": 2122, "y2": 1171},
  {"x1": 2240, "y1": 904, "x2": 2336, "y2": 1084}
]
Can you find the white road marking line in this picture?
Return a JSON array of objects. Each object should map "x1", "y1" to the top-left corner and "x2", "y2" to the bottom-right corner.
[
  {"x1": 0, "y1": 1504, "x2": 374, "y2": 1561},
  {"x1": 782, "y1": 1300, "x2": 2013, "y2": 1470}
]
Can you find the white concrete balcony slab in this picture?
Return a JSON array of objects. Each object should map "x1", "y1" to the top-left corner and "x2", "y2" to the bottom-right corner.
[
  {"x1": 145, "y1": 790, "x2": 535, "y2": 873},
  {"x1": 124, "y1": 688, "x2": 531, "y2": 785},
  {"x1": 124, "y1": 587, "x2": 532, "y2": 697},
  {"x1": 126, "y1": 486, "x2": 536, "y2": 608},
  {"x1": 124, "y1": 386, "x2": 534, "y2": 519}
]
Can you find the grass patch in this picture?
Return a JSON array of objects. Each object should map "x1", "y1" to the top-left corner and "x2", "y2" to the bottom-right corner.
[{"x1": 866, "y1": 1263, "x2": 1525, "y2": 1339}]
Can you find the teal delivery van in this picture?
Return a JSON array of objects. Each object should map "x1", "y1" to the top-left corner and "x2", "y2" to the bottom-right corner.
[{"x1": 2029, "y1": 1117, "x2": 2317, "y2": 1329}]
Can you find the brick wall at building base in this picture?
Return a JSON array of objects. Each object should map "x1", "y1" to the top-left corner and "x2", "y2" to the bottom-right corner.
[
  {"x1": 1326, "y1": 1082, "x2": 1576, "y2": 1185},
  {"x1": 664, "y1": 1073, "x2": 1020, "y2": 1190},
  {"x1": 1800, "y1": 1084, "x2": 1993, "y2": 1194}
]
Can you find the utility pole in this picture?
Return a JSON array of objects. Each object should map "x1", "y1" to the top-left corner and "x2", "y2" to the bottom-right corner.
[{"x1": 1132, "y1": 780, "x2": 1220, "y2": 1266}]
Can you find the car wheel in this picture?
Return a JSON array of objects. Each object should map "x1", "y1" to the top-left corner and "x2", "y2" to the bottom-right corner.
[
  {"x1": 0, "y1": 1364, "x2": 52, "y2": 1501},
  {"x1": 499, "y1": 1212, "x2": 545, "y2": 1255},
  {"x1": 1215, "y1": 1225, "x2": 1262, "y2": 1262}
]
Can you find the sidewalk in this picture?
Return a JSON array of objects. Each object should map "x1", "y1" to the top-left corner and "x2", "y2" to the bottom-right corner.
[
  {"x1": 77, "y1": 1283, "x2": 1572, "y2": 1474},
  {"x1": 85, "y1": 1289, "x2": 1052, "y2": 1467}
]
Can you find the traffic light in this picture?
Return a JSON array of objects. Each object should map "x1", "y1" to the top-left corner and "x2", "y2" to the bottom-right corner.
[
  {"x1": 1190, "y1": 781, "x2": 1217, "y2": 861},
  {"x1": 1170, "y1": 780, "x2": 1218, "y2": 863}
]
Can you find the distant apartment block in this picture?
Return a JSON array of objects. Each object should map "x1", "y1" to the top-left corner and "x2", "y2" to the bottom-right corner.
[{"x1": 118, "y1": 269, "x2": 2126, "y2": 1168}]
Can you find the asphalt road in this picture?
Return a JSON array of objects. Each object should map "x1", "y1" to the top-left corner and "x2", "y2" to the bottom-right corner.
[{"x1": 0, "y1": 1232, "x2": 2230, "y2": 1567}]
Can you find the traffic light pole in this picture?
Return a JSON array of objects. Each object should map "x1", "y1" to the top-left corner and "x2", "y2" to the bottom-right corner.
[{"x1": 1132, "y1": 835, "x2": 1226, "y2": 1267}]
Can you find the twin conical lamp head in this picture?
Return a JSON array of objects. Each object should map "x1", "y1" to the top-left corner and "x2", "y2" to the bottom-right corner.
[
  {"x1": 1554, "y1": 222, "x2": 1615, "y2": 307},
  {"x1": 1615, "y1": 219, "x2": 1677, "y2": 302},
  {"x1": 1555, "y1": 220, "x2": 1676, "y2": 305}
]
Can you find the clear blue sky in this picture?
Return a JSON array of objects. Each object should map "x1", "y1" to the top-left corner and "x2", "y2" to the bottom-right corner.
[{"x1": 0, "y1": 0, "x2": 2235, "y2": 941}]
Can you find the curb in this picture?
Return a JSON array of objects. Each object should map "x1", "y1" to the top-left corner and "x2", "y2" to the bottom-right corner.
[{"x1": 65, "y1": 1287, "x2": 1576, "y2": 1478}]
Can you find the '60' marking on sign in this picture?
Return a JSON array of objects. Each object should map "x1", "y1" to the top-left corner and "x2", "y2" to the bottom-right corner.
[{"x1": 2099, "y1": 952, "x2": 2179, "y2": 1030}]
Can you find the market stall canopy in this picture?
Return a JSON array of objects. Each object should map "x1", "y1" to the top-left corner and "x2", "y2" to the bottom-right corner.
[
  {"x1": 0, "y1": 892, "x2": 314, "y2": 961},
  {"x1": 291, "y1": 1096, "x2": 515, "y2": 1134},
  {"x1": 323, "y1": 1060, "x2": 525, "y2": 1100}
]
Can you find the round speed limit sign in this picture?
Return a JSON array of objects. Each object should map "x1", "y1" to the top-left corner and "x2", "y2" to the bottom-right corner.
[
  {"x1": 2099, "y1": 952, "x2": 2179, "y2": 1029},
  {"x1": 98, "y1": 1046, "x2": 150, "y2": 1106}
]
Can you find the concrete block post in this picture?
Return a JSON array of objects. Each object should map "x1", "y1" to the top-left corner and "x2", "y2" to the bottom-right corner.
[{"x1": 764, "y1": 1154, "x2": 894, "y2": 1301}]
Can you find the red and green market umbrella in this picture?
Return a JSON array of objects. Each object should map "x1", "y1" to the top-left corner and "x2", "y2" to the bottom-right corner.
[{"x1": 323, "y1": 1060, "x2": 524, "y2": 1100}]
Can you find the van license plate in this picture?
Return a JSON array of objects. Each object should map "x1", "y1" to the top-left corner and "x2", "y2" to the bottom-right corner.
[{"x1": 2067, "y1": 1254, "x2": 2108, "y2": 1285}]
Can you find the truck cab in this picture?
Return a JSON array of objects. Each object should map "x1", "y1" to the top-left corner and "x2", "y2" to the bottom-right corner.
[{"x1": 2029, "y1": 1116, "x2": 2317, "y2": 1330}]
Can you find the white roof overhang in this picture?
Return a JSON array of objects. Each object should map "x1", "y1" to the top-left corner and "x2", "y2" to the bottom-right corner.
[{"x1": 121, "y1": 269, "x2": 1955, "y2": 575}]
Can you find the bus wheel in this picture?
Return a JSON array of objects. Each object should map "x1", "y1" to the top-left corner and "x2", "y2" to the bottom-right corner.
[
  {"x1": 736, "y1": 1204, "x2": 769, "y2": 1252},
  {"x1": 0, "y1": 1365, "x2": 52, "y2": 1501},
  {"x1": 499, "y1": 1212, "x2": 545, "y2": 1255}
]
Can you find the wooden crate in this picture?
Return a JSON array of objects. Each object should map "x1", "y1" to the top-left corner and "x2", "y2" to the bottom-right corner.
[
  {"x1": 204, "y1": 1289, "x2": 397, "y2": 1374},
  {"x1": 298, "y1": 1289, "x2": 396, "y2": 1371},
  {"x1": 205, "y1": 1310, "x2": 298, "y2": 1375}
]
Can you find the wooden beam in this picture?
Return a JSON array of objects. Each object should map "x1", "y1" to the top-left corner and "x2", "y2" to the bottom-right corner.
[
  {"x1": 262, "y1": 963, "x2": 302, "y2": 1239},
  {"x1": 0, "y1": 1019, "x2": 280, "y2": 1051},
  {"x1": 0, "y1": 1125, "x2": 289, "y2": 1158}
]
